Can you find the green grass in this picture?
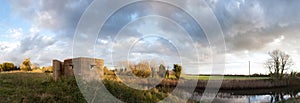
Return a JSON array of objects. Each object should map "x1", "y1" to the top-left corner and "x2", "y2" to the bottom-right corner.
[
  {"x1": 0, "y1": 73, "x2": 86, "y2": 103},
  {"x1": 0, "y1": 72, "x2": 272, "y2": 103},
  {"x1": 182, "y1": 75, "x2": 270, "y2": 80},
  {"x1": 278, "y1": 96, "x2": 300, "y2": 103}
]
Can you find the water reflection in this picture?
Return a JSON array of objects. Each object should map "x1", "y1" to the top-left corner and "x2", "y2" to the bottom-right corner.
[
  {"x1": 269, "y1": 92, "x2": 299, "y2": 103},
  {"x1": 190, "y1": 91, "x2": 300, "y2": 103}
]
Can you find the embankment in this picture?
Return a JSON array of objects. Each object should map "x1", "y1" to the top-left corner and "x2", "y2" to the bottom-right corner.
[{"x1": 136, "y1": 78, "x2": 300, "y2": 91}]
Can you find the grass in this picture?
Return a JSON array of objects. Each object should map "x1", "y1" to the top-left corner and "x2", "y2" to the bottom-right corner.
[
  {"x1": 0, "y1": 72, "x2": 86, "y2": 103},
  {"x1": 0, "y1": 72, "x2": 182, "y2": 103},
  {"x1": 102, "y1": 75, "x2": 187, "y2": 102},
  {"x1": 279, "y1": 96, "x2": 300, "y2": 103},
  {"x1": 0, "y1": 72, "x2": 272, "y2": 103}
]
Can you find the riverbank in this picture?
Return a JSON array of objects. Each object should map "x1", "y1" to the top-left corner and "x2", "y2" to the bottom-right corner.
[
  {"x1": 197, "y1": 79, "x2": 295, "y2": 90},
  {"x1": 130, "y1": 78, "x2": 300, "y2": 90}
]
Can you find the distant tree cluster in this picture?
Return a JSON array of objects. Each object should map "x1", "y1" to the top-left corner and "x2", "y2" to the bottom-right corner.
[
  {"x1": 31, "y1": 63, "x2": 40, "y2": 70},
  {"x1": 0, "y1": 62, "x2": 19, "y2": 71},
  {"x1": 131, "y1": 61, "x2": 152, "y2": 78},
  {"x1": 41, "y1": 66, "x2": 53, "y2": 73},
  {"x1": 0, "y1": 58, "x2": 40, "y2": 72},
  {"x1": 102, "y1": 59, "x2": 185, "y2": 80}
]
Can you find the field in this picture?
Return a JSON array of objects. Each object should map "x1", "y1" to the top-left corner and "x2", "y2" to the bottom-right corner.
[
  {"x1": 0, "y1": 72, "x2": 86, "y2": 103},
  {"x1": 0, "y1": 72, "x2": 278, "y2": 103}
]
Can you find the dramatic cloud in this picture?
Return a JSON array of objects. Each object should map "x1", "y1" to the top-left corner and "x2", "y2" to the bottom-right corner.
[
  {"x1": 9, "y1": 0, "x2": 92, "y2": 36},
  {"x1": 210, "y1": 0, "x2": 300, "y2": 53},
  {"x1": 2, "y1": 0, "x2": 93, "y2": 65},
  {"x1": 1, "y1": 0, "x2": 300, "y2": 74}
]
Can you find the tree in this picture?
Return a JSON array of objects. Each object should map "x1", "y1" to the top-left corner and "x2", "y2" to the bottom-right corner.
[
  {"x1": 21, "y1": 58, "x2": 32, "y2": 71},
  {"x1": 131, "y1": 61, "x2": 152, "y2": 78},
  {"x1": 42, "y1": 66, "x2": 53, "y2": 73},
  {"x1": 173, "y1": 64, "x2": 182, "y2": 79},
  {"x1": 0, "y1": 64, "x2": 2, "y2": 72},
  {"x1": 165, "y1": 70, "x2": 170, "y2": 78},
  {"x1": 290, "y1": 71, "x2": 297, "y2": 78},
  {"x1": 297, "y1": 72, "x2": 300, "y2": 77},
  {"x1": 1, "y1": 62, "x2": 15, "y2": 71},
  {"x1": 158, "y1": 64, "x2": 166, "y2": 78},
  {"x1": 47, "y1": 66, "x2": 53, "y2": 72},
  {"x1": 31, "y1": 63, "x2": 40, "y2": 70},
  {"x1": 265, "y1": 49, "x2": 293, "y2": 79}
]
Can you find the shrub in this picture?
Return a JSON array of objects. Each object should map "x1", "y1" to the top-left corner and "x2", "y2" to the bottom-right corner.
[
  {"x1": 1, "y1": 62, "x2": 15, "y2": 71},
  {"x1": 132, "y1": 69, "x2": 151, "y2": 78},
  {"x1": 102, "y1": 78, "x2": 172, "y2": 102},
  {"x1": 20, "y1": 58, "x2": 32, "y2": 71},
  {"x1": 172, "y1": 64, "x2": 182, "y2": 79},
  {"x1": 296, "y1": 73, "x2": 300, "y2": 77}
]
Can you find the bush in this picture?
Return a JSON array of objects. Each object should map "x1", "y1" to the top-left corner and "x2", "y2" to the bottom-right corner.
[
  {"x1": 172, "y1": 64, "x2": 182, "y2": 79},
  {"x1": 132, "y1": 69, "x2": 151, "y2": 78},
  {"x1": 296, "y1": 73, "x2": 300, "y2": 77},
  {"x1": 1, "y1": 62, "x2": 16, "y2": 71},
  {"x1": 41, "y1": 66, "x2": 53, "y2": 73},
  {"x1": 0, "y1": 64, "x2": 2, "y2": 72},
  {"x1": 20, "y1": 58, "x2": 32, "y2": 71},
  {"x1": 102, "y1": 78, "x2": 171, "y2": 102}
]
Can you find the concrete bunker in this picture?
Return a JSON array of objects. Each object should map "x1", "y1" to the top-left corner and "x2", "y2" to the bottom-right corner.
[{"x1": 53, "y1": 57, "x2": 104, "y2": 81}]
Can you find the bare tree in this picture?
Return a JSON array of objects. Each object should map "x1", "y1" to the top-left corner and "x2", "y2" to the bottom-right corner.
[
  {"x1": 265, "y1": 60, "x2": 274, "y2": 76},
  {"x1": 265, "y1": 49, "x2": 293, "y2": 79}
]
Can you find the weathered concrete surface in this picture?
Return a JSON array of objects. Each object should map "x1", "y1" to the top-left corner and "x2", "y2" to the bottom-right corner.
[
  {"x1": 53, "y1": 57, "x2": 104, "y2": 81},
  {"x1": 72, "y1": 57, "x2": 104, "y2": 81},
  {"x1": 53, "y1": 60, "x2": 62, "y2": 81}
]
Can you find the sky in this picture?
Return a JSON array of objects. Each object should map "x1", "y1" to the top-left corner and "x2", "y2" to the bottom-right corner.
[{"x1": 0, "y1": 0, "x2": 300, "y2": 74}]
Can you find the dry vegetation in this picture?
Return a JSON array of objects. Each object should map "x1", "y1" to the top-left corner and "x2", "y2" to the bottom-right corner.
[{"x1": 0, "y1": 73, "x2": 86, "y2": 103}]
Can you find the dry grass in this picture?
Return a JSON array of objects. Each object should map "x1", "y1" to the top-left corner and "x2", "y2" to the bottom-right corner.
[{"x1": 0, "y1": 72, "x2": 86, "y2": 103}]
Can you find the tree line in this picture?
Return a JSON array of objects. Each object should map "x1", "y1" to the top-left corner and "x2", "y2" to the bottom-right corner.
[
  {"x1": 0, "y1": 58, "x2": 53, "y2": 73},
  {"x1": 0, "y1": 58, "x2": 31, "y2": 72},
  {"x1": 103, "y1": 61, "x2": 183, "y2": 79}
]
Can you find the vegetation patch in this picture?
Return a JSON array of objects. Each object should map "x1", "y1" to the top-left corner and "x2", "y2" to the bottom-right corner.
[{"x1": 0, "y1": 73, "x2": 86, "y2": 103}]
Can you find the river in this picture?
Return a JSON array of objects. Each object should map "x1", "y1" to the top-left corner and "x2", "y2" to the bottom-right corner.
[{"x1": 190, "y1": 90, "x2": 300, "y2": 103}]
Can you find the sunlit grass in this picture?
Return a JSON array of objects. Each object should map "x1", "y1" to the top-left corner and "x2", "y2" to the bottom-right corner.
[
  {"x1": 0, "y1": 72, "x2": 86, "y2": 103},
  {"x1": 0, "y1": 72, "x2": 271, "y2": 102}
]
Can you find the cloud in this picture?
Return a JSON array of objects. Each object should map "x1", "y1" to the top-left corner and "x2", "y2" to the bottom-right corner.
[
  {"x1": 206, "y1": 0, "x2": 300, "y2": 53},
  {"x1": 9, "y1": 0, "x2": 93, "y2": 38},
  {"x1": 4, "y1": 0, "x2": 93, "y2": 65},
  {"x1": 19, "y1": 34, "x2": 56, "y2": 53},
  {"x1": 2, "y1": 0, "x2": 300, "y2": 74},
  {"x1": 1, "y1": 27, "x2": 58, "y2": 65},
  {"x1": 7, "y1": 28, "x2": 23, "y2": 39}
]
